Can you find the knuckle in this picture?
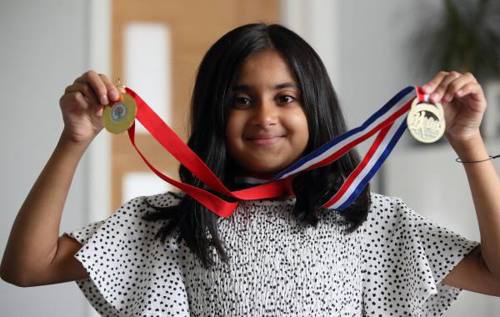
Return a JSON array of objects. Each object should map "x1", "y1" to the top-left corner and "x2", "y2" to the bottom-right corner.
[
  {"x1": 103, "y1": 77, "x2": 114, "y2": 88},
  {"x1": 73, "y1": 92, "x2": 87, "y2": 105},
  {"x1": 98, "y1": 73, "x2": 108, "y2": 81},
  {"x1": 83, "y1": 70, "x2": 96, "y2": 78},
  {"x1": 93, "y1": 77, "x2": 106, "y2": 92},
  {"x1": 67, "y1": 92, "x2": 79, "y2": 102},
  {"x1": 470, "y1": 82, "x2": 480, "y2": 90},
  {"x1": 465, "y1": 72, "x2": 476, "y2": 80},
  {"x1": 60, "y1": 92, "x2": 77, "y2": 107}
]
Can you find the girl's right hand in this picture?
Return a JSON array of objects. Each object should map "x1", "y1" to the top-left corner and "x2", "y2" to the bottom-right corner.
[{"x1": 59, "y1": 71, "x2": 121, "y2": 144}]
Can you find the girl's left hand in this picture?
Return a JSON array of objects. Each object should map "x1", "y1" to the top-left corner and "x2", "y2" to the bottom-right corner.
[{"x1": 422, "y1": 71, "x2": 487, "y2": 143}]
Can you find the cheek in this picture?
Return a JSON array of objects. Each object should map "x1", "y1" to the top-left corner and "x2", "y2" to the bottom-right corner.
[
  {"x1": 286, "y1": 110, "x2": 309, "y2": 148},
  {"x1": 225, "y1": 112, "x2": 244, "y2": 148}
]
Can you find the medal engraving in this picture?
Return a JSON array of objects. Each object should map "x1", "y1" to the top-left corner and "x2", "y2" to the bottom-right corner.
[
  {"x1": 103, "y1": 92, "x2": 137, "y2": 134},
  {"x1": 111, "y1": 103, "x2": 128, "y2": 122},
  {"x1": 407, "y1": 97, "x2": 445, "y2": 143}
]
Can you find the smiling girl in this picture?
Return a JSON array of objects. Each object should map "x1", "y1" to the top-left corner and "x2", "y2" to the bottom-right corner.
[{"x1": 1, "y1": 23, "x2": 499, "y2": 316}]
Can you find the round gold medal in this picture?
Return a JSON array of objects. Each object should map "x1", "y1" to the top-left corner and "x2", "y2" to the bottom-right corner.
[
  {"x1": 103, "y1": 93, "x2": 137, "y2": 134},
  {"x1": 406, "y1": 97, "x2": 445, "y2": 143}
]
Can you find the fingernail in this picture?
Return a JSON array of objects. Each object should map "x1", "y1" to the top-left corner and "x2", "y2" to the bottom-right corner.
[
  {"x1": 430, "y1": 93, "x2": 439, "y2": 102},
  {"x1": 101, "y1": 95, "x2": 109, "y2": 105},
  {"x1": 110, "y1": 90, "x2": 119, "y2": 101}
]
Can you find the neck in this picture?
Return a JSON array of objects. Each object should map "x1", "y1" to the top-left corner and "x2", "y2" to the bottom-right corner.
[{"x1": 231, "y1": 171, "x2": 274, "y2": 190}]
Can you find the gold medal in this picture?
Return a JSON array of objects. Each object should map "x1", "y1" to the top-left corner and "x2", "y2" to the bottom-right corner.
[
  {"x1": 103, "y1": 92, "x2": 137, "y2": 134},
  {"x1": 406, "y1": 97, "x2": 445, "y2": 143}
]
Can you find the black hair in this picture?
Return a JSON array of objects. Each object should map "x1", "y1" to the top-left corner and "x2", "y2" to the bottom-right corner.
[{"x1": 144, "y1": 23, "x2": 371, "y2": 268}]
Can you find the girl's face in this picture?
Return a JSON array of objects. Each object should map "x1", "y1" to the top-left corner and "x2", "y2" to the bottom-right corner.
[{"x1": 226, "y1": 49, "x2": 309, "y2": 178}]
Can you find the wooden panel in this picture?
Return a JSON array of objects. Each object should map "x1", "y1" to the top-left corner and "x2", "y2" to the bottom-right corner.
[{"x1": 110, "y1": 0, "x2": 279, "y2": 211}]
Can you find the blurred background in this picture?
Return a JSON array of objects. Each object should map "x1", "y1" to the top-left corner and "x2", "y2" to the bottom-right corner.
[{"x1": 1, "y1": 0, "x2": 499, "y2": 316}]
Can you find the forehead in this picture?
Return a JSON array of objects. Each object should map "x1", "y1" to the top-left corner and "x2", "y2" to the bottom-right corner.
[{"x1": 235, "y1": 49, "x2": 297, "y2": 85}]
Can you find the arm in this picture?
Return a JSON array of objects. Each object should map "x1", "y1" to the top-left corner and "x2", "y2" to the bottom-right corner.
[
  {"x1": 0, "y1": 71, "x2": 119, "y2": 286},
  {"x1": 442, "y1": 134, "x2": 500, "y2": 295},
  {"x1": 443, "y1": 135, "x2": 500, "y2": 295},
  {"x1": 422, "y1": 71, "x2": 500, "y2": 295},
  {"x1": 1, "y1": 132, "x2": 90, "y2": 286}
]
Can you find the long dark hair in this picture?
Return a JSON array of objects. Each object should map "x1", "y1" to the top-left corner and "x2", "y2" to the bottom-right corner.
[{"x1": 144, "y1": 23, "x2": 371, "y2": 268}]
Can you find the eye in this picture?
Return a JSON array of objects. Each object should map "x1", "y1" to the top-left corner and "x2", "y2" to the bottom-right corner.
[
  {"x1": 277, "y1": 95, "x2": 296, "y2": 104},
  {"x1": 232, "y1": 96, "x2": 252, "y2": 108}
]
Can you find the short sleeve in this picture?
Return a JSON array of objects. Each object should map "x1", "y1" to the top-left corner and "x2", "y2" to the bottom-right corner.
[
  {"x1": 66, "y1": 193, "x2": 190, "y2": 317},
  {"x1": 361, "y1": 193, "x2": 480, "y2": 316}
]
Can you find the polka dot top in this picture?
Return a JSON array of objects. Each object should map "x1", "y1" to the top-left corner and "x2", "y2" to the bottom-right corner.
[{"x1": 67, "y1": 192, "x2": 479, "y2": 316}]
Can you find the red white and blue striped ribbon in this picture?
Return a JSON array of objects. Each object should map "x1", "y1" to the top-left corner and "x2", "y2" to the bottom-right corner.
[
  {"x1": 323, "y1": 114, "x2": 408, "y2": 210},
  {"x1": 273, "y1": 85, "x2": 424, "y2": 211}
]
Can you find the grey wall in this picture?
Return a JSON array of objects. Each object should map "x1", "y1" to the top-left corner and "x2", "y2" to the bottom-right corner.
[
  {"x1": 0, "y1": 1, "x2": 90, "y2": 316},
  {"x1": 333, "y1": 0, "x2": 500, "y2": 315}
]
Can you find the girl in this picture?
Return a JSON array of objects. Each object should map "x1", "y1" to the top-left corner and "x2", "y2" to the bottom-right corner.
[{"x1": 1, "y1": 23, "x2": 499, "y2": 316}]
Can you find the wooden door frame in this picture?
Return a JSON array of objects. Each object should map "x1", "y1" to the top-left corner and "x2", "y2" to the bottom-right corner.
[{"x1": 85, "y1": 0, "x2": 341, "y2": 218}]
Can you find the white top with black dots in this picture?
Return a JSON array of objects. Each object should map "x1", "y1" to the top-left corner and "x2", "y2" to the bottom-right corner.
[{"x1": 68, "y1": 192, "x2": 479, "y2": 317}]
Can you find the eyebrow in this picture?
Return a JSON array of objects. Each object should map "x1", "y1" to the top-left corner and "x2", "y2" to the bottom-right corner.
[{"x1": 232, "y1": 82, "x2": 299, "y2": 92}]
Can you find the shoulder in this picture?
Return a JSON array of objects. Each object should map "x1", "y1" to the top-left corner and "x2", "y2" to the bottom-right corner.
[
  {"x1": 110, "y1": 191, "x2": 184, "y2": 230},
  {"x1": 68, "y1": 191, "x2": 183, "y2": 245},
  {"x1": 361, "y1": 192, "x2": 416, "y2": 236},
  {"x1": 141, "y1": 191, "x2": 184, "y2": 208},
  {"x1": 368, "y1": 191, "x2": 405, "y2": 211},
  {"x1": 119, "y1": 191, "x2": 184, "y2": 216},
  {"x1": 366, "y1": 191, "x2": 407, "y2": 220}
]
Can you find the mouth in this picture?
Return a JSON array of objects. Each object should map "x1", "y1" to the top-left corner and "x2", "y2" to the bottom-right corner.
[{"x1": 245, "y1": 135, "x2": 285, "y2": 146}]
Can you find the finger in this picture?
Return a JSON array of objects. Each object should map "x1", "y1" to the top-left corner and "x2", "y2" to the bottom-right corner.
[
  {"x1": 442, "y1": 73, "x2": 476, "y2": 103},
  {"x1": 61, "y1": 89, "x2": 105, "y2": 119},
  {"x1": 98, "y1": 74, "x2": 121, "y2": 102},
  {"x1": 421, "y1": 71, "x2": 449, "y2": 94},
  {"x1": 60, "y1": 90, "x2": 90, "y2": 111},
  {"x1": 429, "y1": 71, "x2": 461, "y2": 103},
  {"x1": 65, "y1": 82, "x2": 100, "y2": 106},
  {"x1": 456, "y1": 82, "x2": 484, "y2": 102},
  {"x1": 77, "y1": 70, "x2": 109, "y2": 105}
]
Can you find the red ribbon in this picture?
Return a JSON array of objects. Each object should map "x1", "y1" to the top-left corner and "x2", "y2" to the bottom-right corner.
[{"x1": 125, "y1": 87, "x2": 292, "y2": 217}]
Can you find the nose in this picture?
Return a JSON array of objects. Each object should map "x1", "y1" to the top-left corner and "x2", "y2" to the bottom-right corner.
[{"x1": 251, "y1": 99, "x2": 278, "y2": 127}]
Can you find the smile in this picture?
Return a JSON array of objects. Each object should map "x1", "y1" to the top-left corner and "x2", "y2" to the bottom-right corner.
[{"x1": 246, "y1": 135, "x2": 285, "y2": 146}]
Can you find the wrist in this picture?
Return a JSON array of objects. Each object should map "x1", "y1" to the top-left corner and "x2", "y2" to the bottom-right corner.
[
  {"x1": 58, "y1": 129, "x2": 93, "y2": 153},
  {"x1": 448, "y1": 133, "x2": 488, "y2": 162}
]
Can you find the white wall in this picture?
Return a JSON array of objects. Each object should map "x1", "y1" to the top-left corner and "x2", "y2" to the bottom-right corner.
[{"x1": 0, "y1": 1, "x2": 90, "y2": 316}]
